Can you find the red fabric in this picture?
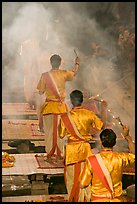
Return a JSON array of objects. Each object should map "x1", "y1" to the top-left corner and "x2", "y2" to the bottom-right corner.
[
  {"x1": 39, "y1": 113, "x2": 44, "y2": 130},
  {"x1": 44, "y1": 72, "x2": 60, "y2": 99},
  {"x1": 47, "y1": 115, "x2": 61, "y2": 158},
  {"x1": 61, "y1": 113, "x2": 85, "y2": 141},
  {"x1": 69, "y1": 162, "x2": 81, "y2": 202},
  {"x1": 35, "y1": 154, "x2": 64, "y2": 169},
  {"x1": 123, "y1": 167, "x2": 135, "y2": 174},
  {"x1": 88, "y1": 155, "x2": 112, "y2": 194}
]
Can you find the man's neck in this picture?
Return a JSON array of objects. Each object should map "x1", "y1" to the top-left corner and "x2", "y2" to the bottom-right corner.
[
  {"x1": 52, "y1": 67, "x2": 59, "y2": 70},
  {"x1": 101, "y1": 147, "x2": 113, "y2": 152}
]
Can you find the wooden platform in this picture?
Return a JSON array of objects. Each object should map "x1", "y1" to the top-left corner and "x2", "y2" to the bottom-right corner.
[
  {"x1": 2, "y1": 119, "x2": 45, "y2": 141},
  {"x1": 2, "y1": 194, "x2": 68, "y2": 202},
  {"x1": 2, "y1": 103, "x2": 37, "y2": 119},
  {"x1": 2, "y1": 103, "x2": 37, "y2": 115},
  {"x1": 2, "y1": 194, "x2": 135, "y2": 202},
  {"x1": 2, "y1": 153, "x2": 64, "y2": 176}
]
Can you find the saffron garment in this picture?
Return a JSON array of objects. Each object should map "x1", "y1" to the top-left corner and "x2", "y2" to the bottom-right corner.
[
  {"x1": 58, "y1": 106, "x2": 103, "y2": 201},
  {"x1": 79, "y1": 148, "x2": 135, "y2": 202},
  {"x1": 37, "y1": 69, "x2": 75, "y2": 157}
]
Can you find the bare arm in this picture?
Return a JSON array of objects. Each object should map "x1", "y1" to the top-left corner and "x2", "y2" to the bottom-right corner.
[
  {"x1": 121, "y1": 125, "x2": 135, "y2": 154},
  {"x1": 72, "y1": 57, "x2": 80, "y2": 76}
]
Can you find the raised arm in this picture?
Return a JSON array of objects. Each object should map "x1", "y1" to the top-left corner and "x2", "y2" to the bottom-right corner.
[
  {"x1": 121, "y1": 125, "x2": 135, "y2": 154},
  {"x1": 72, "y1": 57, "x2": 80, "y2": 76}
]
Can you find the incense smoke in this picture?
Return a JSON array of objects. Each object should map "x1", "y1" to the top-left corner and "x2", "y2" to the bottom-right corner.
[{"x1": 2, "y1": 2, "x2": 135, "y2": 145}]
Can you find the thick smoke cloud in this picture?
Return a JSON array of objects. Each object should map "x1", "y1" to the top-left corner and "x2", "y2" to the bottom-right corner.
[{"x1": 2, "y1": 2, "x2": 135, "y2": 142}]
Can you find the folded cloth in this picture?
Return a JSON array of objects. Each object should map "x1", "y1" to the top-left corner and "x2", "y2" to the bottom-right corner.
[{"x1": 8, "y1": 140, "x2": 34, "y2": 148}]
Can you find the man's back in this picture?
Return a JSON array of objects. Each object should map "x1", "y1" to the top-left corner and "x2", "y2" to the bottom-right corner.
[
  {"x1": 59, "y1": 107, "x2": 103, "y2": 141},
  {"x1": 37, "y1": 69, "x2": 75, "y2": 115},
  {"x1": 37, "y1": 69, "x2": 74, "y2": 98},
  {"x1": 80, "y1": 150, "x2": 135, "y2": 200},
  {"x1": 59, "y1": 106, "x2": 103, "y2": 166}
]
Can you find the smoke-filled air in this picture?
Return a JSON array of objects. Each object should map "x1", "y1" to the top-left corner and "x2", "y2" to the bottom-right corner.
[{"x1": 2, "y1": 2, "x2": 135, "y2": 144}]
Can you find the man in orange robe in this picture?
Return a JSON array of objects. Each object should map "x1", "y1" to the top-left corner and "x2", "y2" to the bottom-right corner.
[
  {"x1": 58, "y1": 90, "x2": 106, "y2": 201},
  {"x1": 79, "y1": 126, "x2": 135, "y2": 202},
  {"x1": 37, "y1": 54, "x2": 80, "y2": 161}
]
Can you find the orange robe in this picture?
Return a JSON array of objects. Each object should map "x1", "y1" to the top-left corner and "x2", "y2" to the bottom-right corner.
[
  {"x1": 79, "y1": 148, "x2": 135, "y2": 202},
  {"x1": 58, "y1": 106, "x2": 103, "y2": 201},
  {"x1": 37, "y1": 69, "x2": 75, "y2": 157}
]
